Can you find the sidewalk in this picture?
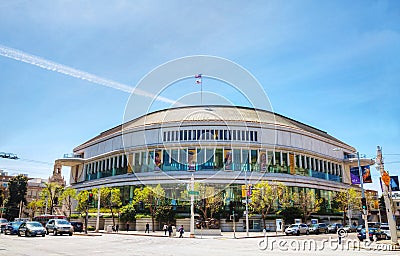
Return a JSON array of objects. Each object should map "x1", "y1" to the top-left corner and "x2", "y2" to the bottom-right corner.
[{"x1": 93, "y1": 230, "x2": 286, "y2": 239}]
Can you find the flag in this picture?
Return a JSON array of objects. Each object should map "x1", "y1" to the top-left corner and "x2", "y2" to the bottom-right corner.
[{"x1": 195, "y1": 74, "x2": 202, "y2": 84}]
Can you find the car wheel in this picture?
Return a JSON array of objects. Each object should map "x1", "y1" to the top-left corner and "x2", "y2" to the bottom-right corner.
[
  {"x1": 46, "y1": 229, "x2": 49, "y2": 235},
  {"x1": 25, "y1": 231, "x2": 29, "y2": 237},
  {"x1": 54, "y1": 229, "x2": 57, "y2": 236},
  {"x1": 42, "y1": 234, "x2": 46, "y2": 237},
  {"x1": 316, "y1": 230, "x2": 319, "y2": 235},
  {"x1": 18, "y1": 231, "x2": 21, "y2": 237},
  {"x1": 69, "y1": 232, "x2": 73, "y2": 236},
  {"x1": 297, "y1": 231, "x2": 300, "y2": 236}
]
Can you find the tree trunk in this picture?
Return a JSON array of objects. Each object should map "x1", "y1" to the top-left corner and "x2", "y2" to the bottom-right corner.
[
  {"x1": 111, "y1": 206, "x2": 115, "y2": 226},
  {"x1": 262, "y1": 210, "x2": 266, "y2": 229}
]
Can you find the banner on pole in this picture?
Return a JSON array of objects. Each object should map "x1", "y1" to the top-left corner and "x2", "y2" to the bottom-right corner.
[{"x1": 350, "y1": 165, "x2": 372, "y2": 184}]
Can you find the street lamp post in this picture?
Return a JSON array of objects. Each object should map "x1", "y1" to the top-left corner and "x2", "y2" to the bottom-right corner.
[
  {"x1": 356, "y1": 152, "x2": 370, "y2": 240},
  {"x1": 333, "y1": 148, "x2": 369, "y2": 238},
  {"x1": 190, "y1": 173, "x2": 195, "y2": 238}
]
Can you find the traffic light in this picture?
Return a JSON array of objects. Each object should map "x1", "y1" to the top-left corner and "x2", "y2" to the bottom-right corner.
[
  {"x1": 241, "y1": 185, "x2": 246, "y2": 197},
  {"x1": 88, "y1": 192, "x2": 94, "y2": 204},
  {"x1": 361, "y1": 197, "x2": 367, "y2": 210}
]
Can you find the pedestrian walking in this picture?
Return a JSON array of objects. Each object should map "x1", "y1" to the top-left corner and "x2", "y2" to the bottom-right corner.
[
  {"x1": 145, "y1": 223, "x2": 150, "y2": 233},
  {"x1": 178, "y1": 225, "x2": 184, "y2": 238},
  {"x1": 168, "y1": 224, "x2": 173, "y2": 237},
  {"x1": 116, "y1": 224, "x2": 119, "y2": 233},
  {"x1": 126, "y1": 223, "x2": 129, "y2": 232},
  {"x1": 163, "y1": 223, "x2": 168, "y2": 236}
]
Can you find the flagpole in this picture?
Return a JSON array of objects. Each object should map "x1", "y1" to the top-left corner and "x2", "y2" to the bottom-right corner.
[{"x1": 201, "y1": 77, "x2": 203, "y2": 105}]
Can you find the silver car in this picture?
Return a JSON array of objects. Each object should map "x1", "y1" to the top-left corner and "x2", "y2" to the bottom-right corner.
[
  {"x1": 285, "y1": 224, "x2": 309, "y2": 236},
  {"x1": 45, "y1": 219, "x2": 73, "y2": 236}
]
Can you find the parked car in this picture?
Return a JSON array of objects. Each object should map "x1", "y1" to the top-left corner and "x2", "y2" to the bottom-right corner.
[
  {"x1": 70, "y1": 221, "x2": 83, "y2": 232},
  {"x1": 309, "y1": 223, "x2": 328, "y2": 234},
  {"x1": 327, "y1": 223, "x2": 343, "y2": 233},
  {"x1": 357, "y1": 228, "x2": 387, "y2": 241},
  {"x1": 4, "y1": 221, "x2": 23, "y2": 235},
  {"x1": 18, "y1": 221, "x2": 46, "y2": 237},
  {"x1": 46, "y1": 219, "x2": 73, "y2": 236},
  {"x1": 356, "y1": 225, "x2": 364, "y2": 232},
  {"x1": 285, "y1": 224, "x2": 309, "y2": 236},
  {"x1": 380, "y1": 224, "x2": 391, "y2": 239},
  {"x1": 343, "y1": 225, "x2": 357, "y2": 233},
  {"x1": 0, "y1": 218, "x2": 8, "y2": 233}
]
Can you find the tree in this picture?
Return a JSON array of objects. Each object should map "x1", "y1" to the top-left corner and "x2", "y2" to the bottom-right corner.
[
  {"x1": 26, "y1": 199, "x2": 44, "y2": 218},
  {"x1": 60, "y1": 187, "x2": 77, "y2": 220},
  {"x1": 180, "y1": 183, "x2": 224, "y2": 223},
  {"x1": 76, "y1": 190, "x2": 90, "y2": 215},
  {"x1": 280, "y1": 207, "x2": 302, "y2": 225},
  {"x1": 296, "y1": 190, "x2": 323, "y2": 223},
  {"x1": 155, "y1": 198, "x2": 174, "y2": 226},
  {"x1": 95, "y1": 187, "x2": 122, "y2": 226},
  {"x1": 249, "y1": 181, "x2": 288, "y2": 229},
  {"x1": 120, "y1": 203, "x2": 136, "y2": 223},
  {"x1": 133, "y1": 185, "x2": 165, "y2": 232},
  {"x1": 5, "y1": 174, "x2": 28, "y2": 220},
  {"x1": 40, "y1": 182, "x2": 64, "y2": 215},
  {"x1": 333, "y1": 188, "x2": 359, "y2": 225}
]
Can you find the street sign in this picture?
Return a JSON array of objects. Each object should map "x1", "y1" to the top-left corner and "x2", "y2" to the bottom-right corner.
[{"x1": 188, "y1": 190, "x2": 199, "y2": 195}]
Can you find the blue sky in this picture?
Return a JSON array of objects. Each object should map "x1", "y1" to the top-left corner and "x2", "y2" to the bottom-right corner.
[{"x1": 0, "y1": 0, "x2": 399, "y2": 193}]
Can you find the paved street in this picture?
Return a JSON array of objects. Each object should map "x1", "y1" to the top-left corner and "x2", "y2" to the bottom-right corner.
[{"x1": 1, "y1": 232, "x2": 399, "y2": 256}]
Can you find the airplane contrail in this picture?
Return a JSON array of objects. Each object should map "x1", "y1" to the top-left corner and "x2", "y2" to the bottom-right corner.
[{"x1": 0, "y1": 44, "x2": 179, "y2": 105}]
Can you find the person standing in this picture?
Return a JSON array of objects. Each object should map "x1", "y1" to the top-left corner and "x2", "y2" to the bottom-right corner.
[
  {"x1": 145, "y1": 223, "x2": 150, "y2": 233},
  {"x1": 163, "y1": 223, "x2": 168, "y2": 236},
  {"x1": 178, "y1": 225, "x2": 184, "y2": 238},
  {"x1": 116, "y1": 224, "x2": 119, "y2": 233}
]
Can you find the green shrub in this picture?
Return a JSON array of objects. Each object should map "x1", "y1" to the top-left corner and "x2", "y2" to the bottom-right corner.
[
  {"x1": 87, "y1": 225, "x2": 95, "y2": 231},
  {"x1": 69, "y1": 213, "x2": 81, "y2": 219},
  {"x1": 135, "y1": 214, "x2": 151, "y2": 219}
]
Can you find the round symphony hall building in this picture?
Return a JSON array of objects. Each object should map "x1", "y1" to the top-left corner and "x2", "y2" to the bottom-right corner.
[{"x1": 57, "y1": 105, "x2": 372, "y2": 229}]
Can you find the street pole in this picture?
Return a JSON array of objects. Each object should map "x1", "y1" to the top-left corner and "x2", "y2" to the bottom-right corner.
[
  {"x1": 232, "y1": 209, "x2": 236, "y2": 239},
  {"x1": 244, "y1": 168, "x2": 249, "y2": 237},
  {"x1": 376, "y1": 146, "x2": 399, "y2": 245},
  {"x1": 190, "y1": 173, "x2": 195, "y2": 238},
  {"x1": 95, "y1": 189, "x2": 101, "y2": 232},
  {"x1": 357, "y1": 152, "x2": 369, "y2": 240}
]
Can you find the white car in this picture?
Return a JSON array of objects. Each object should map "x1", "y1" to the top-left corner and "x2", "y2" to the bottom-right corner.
[
  {"x1": 285, "y1": 224, "x2": 309, "y2": 236},
  {"x1": 45, "y1": 219, "x2": 73, "y2": 236},
  {"x1": 380, "y1": 225, "x2": 391, "y2": 239}
]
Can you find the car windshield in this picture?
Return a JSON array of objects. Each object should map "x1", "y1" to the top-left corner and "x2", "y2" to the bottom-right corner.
[
  {"x1": 56, "y1": 220, "x2": 70, "y2": 225},
  {"x1": 27, "y1": 222, "x2": 43, "y2": 228},
  {"x1": 289, "y1": 225, "x2": 299, "y2": 228},
  {"x1": 311, "y1": 224, "x2": 318, "y2": 227},
  {"x1": 12, "y1": 222, "x2": 22, "y2": 227}
]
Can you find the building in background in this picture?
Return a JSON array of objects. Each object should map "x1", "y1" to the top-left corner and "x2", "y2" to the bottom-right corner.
[{"x1": 56, "y1": 105, "x2": 374, "y2": 229}]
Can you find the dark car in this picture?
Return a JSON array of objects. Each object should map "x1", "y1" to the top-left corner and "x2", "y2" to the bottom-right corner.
[
  {"x1": 4, "y1": 221, "x2": 23, "y2": 235},
  {"x1": 357, "y1": 228, "x2": 387, "y2": 241},
  {"x1": 70, "y1": 221, "x2": 83, "y2": 232},
  {"x1": 309, "y1": 223, "x2": 328, "y2": 234},
  {"x1": 327, "y1": 223, "x2": 343, "y2": 233},
  {"x1": 18, "y1": 221, "x2": 46, "y2": 237}
]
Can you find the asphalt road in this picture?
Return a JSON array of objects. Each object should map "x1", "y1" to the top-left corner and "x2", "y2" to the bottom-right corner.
[{"x1": 0, "y1": 232, "x2": 398, "y2": 256}]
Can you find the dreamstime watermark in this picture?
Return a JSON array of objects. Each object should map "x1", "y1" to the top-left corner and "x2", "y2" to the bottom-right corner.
[{"x1": 258, "y1": 235, "x2": 393, "y2": 252}]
